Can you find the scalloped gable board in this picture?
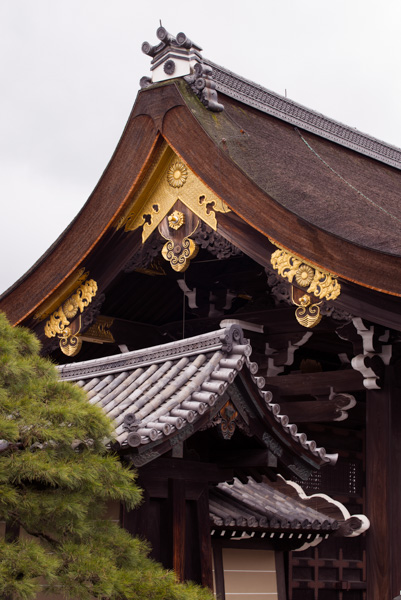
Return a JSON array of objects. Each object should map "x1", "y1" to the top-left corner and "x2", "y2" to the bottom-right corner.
[{"x1": 2, "y1": 26, "x2": 401, "y2": 600}]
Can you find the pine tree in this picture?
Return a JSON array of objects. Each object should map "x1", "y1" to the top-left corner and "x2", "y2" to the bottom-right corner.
[{"x1": 0, "y1": 313, "x2": 212, "y2": 600}]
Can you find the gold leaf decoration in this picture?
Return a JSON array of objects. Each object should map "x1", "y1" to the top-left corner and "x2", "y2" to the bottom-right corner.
[
  {"x1": 308, "y1": 271, "x2": 341, "y2": 302},
  {"x1": 295, "y1": 303, "x2": 322, "y2": 328},
  {"x1": 59, "y1": 331, "x2": 83, "y2": 356},
  {"x1": 167, "y1": 161, "x2": 188, "y2": 188},
  {"x1": 81, "y1": 316, "x2": 115, "y2": 344},
  {"x1": 161, "y1": 238, "x2": 198, "y2": 272},
  {"x1": 45, "y1": 279, "x2": 98, "y2": 338},
  {"x1": 270, "y1": 245, "x2": 341, "y2": 302},
  {"x1": 295, "y1": 264, "x2": 314, "y2": 288},
  {"x1": 118, "y1": 145, "x2": 230, "y2": 242}
]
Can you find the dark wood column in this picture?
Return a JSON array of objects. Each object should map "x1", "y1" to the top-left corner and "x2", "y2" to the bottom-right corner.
[
  {"x1": 196, "y1": 488, "x2": 213, "y2": 590},
  {"x1": 366, "y1": 364, "x2": 401, "y2": 599},
  {"x1": 169, "y1": 478, "x2": 186, "y2": 582}
]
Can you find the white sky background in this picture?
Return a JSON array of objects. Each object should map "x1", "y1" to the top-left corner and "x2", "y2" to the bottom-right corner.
[{"x1": 1, "y1": 0, "x2": 400, "y2": 295}]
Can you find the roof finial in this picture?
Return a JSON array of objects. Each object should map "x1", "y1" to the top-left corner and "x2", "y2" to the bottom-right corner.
[
  {"x1": 141, "y1": 27, "x2": 202, "y2": 83},
  {"x1": 140, "y1": 27, "x2": 223, "y2": 112}
]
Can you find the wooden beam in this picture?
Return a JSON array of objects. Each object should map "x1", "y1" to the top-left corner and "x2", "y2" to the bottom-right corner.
[
  {"x1": 278, "y1": 397, "x2": 354, "y2": 423},
  {"x1": 214, "y1": 449, "x2": 277, "y2": 468},
  {"x1": 140, "y1": 457, "x2": 234, "y2": 484},
  {"x1": 275, "y1": 551, "x2": 287, "y2": 600},
  {"x1": 267, "y1": 369, "x2": 364, "y2": 396}
]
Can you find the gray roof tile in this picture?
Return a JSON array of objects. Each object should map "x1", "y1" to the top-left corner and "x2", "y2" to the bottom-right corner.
[{"x1": 58, "y1": 324, "x2": 334, "y2": 463}]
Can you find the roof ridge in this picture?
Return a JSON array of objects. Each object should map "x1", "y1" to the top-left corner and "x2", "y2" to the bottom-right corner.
[
  {"x1": 204, "y1": 58, "x2": 401, "y2": 171},
  {"x1": 58, "y1": 324, "x2": 248, "y2": 381}
]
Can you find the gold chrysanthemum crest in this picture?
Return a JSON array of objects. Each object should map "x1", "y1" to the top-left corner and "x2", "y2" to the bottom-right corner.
[
  {"x1": 167, "y1": 161, "x2": 188, "y2": 188},
  {"x1": 295, "y1": 264, "x2": 314, "y2": 288},
  {"x1": 270, "y1": 243, "x2": 341, "y2": 302}
]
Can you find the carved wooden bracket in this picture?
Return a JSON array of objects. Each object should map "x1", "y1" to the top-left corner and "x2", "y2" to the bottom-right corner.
[
  {"x1": 264, "y1": 331, "x2": 312, "y2": 377},
  {"x1": 337, "y1": 317, "x2": 392, "y2": 389}
]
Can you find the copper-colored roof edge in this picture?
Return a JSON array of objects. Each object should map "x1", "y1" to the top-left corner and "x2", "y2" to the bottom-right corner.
[{"x1": 1, "y1": 132, "x2": 161, "y2": 327}]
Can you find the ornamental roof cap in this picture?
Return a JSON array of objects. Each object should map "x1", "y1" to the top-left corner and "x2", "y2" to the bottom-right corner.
[
  {"x1": 140, "y1": 27, "x2": 224, "y2": 112},
  {"x1": 141, "y1": 27, "x2": 202, "y2": 84}
]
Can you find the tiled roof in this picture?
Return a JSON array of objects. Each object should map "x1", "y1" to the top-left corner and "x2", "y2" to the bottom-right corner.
[
  {"x1": 210, "y1": 475, "x2": 369, "y2": 542},
  {"x1": 58, "y1": 325, "x2": 333, "y2": 466},
  {"x1": 205, "y1": 58, "x2": 401, "y2": 171},
  {"x1": 210, "y1": 476, "x2": 338, "y2": 532}
]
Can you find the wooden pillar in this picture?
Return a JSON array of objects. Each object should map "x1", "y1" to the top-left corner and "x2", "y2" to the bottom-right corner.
[
  {"x1": 169, "y1": 478, "x2": 186, "y2": 582},
  {"x1": 366, "y1": 365, "x2": 401, "y2": 599},
  {"x1": 212, "y1": 542, "x2": 225, "y2": 600},
  {"x1": 197, "y1": 488, "x2": 213, "y2": 590}
]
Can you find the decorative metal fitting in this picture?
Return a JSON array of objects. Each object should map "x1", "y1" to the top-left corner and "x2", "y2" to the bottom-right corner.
[
  {"x1": 270, "y1": 244, "x2": 341, "y2": 302},
  {"x1": 167, "y1": 161, "x2": 188, "y2": 188},
  {"x1": 168, "y1": 210, "x2": 185, "y2": 230},
  {"x1": 270, "y1": 242, "x2": 340, "y2": 328}
]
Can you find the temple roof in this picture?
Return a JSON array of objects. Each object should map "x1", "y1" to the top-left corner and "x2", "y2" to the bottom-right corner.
[
  {"x1": 210, "y1": 475, "x2": 368, "y2": 546},
  {"x1": 210, "y1": 477, "x2": 338, "y2": 533},
  {"x1": 2, "y1": 27, "x2": 401, "y2": 335},
  {"x1": 58, "y1": 324, "x2": 335, "y2": 471},
  {"x1": 205, "y1": 58, "x2": 401, "y2": 171},
  {"x1": 183, "y1": 85, "x2": 401, "y2": 256}
]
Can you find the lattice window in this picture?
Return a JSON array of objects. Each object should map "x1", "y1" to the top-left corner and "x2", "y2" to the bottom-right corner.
[{"x1": 288, "y1": 537, "x2": 366, "y2": 600}]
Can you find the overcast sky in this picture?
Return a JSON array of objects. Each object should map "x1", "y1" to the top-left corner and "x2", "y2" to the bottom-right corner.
[{"x1": 1, "y1": 0, "x2": 400, "y2": 295}]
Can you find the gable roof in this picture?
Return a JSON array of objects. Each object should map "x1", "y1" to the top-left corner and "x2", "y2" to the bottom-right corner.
[
  {"x1": 2, "y1": 32, "x2": 401, "y2": 334},
  {"x1": 58, "y1": 324, "x2": 335, "y2": 472}
]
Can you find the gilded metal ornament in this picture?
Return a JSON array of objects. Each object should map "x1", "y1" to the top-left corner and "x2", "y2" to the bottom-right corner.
[
  {"x1": 161, "y1": 237, "x2": 199, "y2": 272},
  {"x1": 295, "y1": 264, "x2": 314, "y2": 288},
  {"x1": 62, "y1": 297, "x2": 79, "y2": 319},
  {"x1": 168, "y1": 210, "x2": 185, "y2": 230},
  {"x1": 81, "y1": 316, "x2": 115, "y2": 344},
  {"x1": 159, "y1": 200, "x2": 200, "y2": 272},
  {"x1": 167, "y1": 161, "x2": 188, "y2": 188},
  {"x1": 45, "y1": 279, "x2": 98, "y2": 338},
  {"x1": 292, "y1": 288, "x2": 322, "y2": 328},
  {"x1": 118, "y1": 145, "x2": 230, "y2": 242},
  {"x1": 295, "y1": 303, "x2": 322, "y2": 328},
  {"x1": 270, "y1": 244, "x2": 341, "y2": 302},
  {"x1": 59, "y1": 329, "x2": 83, "y2": 357},
  {"x1": 33, "y1": 268, "x2": 87, "y2": 321}
]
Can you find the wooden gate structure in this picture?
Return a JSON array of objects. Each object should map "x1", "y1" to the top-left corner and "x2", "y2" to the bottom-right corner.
[{"x1": 2, "y1": 27, "x2": 401, "y2": 600}]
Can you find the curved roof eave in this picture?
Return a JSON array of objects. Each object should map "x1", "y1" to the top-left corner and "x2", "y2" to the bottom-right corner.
[
  {"x1": 0, "y1": 108, "x2": 160, "y2": 326},
  {"x1": 2, "y1": 77, "x2": 401, "y2": 330},
  {"x1": 156, "y1": 80, "x2": 401, "y2": 297}
]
